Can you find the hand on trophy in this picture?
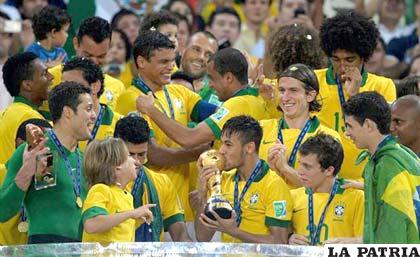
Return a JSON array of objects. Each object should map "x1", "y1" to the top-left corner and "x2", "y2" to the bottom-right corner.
[{"x1": 199, "y1": 209, "x2": 238, "y2": 234}]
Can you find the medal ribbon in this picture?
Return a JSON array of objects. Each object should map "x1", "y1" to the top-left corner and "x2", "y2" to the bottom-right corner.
[
  {"x1": 277, "y1": 118, "x2": 313, "y2": 167},
  {"x1": 132, "y1": 77, "x2": 175, "y2": 119},
  {"x1": 131, "y1": 166, "x2": 145, "y2": 196},
  {"x1": 233, "y1": 160, "x2": 263, "y2": 225},
  {"x1": 308, "y1": 179, "x2": 339, "y2": 245},
  {"x1": 335, "y1": 76, "x2": 347, "y2": 110},
  {"x1": 88, "y1": 104, "x2": 105, "y2": 143},
  {"x1": 48, "y1": 129, "x2": 82, "y2": 202},
  {"x1": 20, "y1": 207, "x2": 27, "y2": 223}
]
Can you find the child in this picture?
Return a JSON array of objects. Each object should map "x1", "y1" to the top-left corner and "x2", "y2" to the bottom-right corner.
[
  {"x1": 26, "y1": 5, "x2": 71, "y2": 67},
  {"x1": 82, "y1": 138, "x2": 154, "y2": 244}
]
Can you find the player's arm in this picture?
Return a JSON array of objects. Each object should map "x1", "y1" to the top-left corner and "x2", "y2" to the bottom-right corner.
[
  {"x1": 167, "y1": 221, "x2": 192, "y2": 242},
  {"x1": 137, "y1": 93, "x2": 214, "y2": 148}
]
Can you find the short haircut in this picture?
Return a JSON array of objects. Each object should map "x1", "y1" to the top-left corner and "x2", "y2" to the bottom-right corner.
[
  {"x1": 267, "y1": 24, "x2": 324, "y2": 75},
  {"x1": 32, "y1": 5, "x2": 71, "y2": 40},
  {"x1": 342, "y1": 91, "x2": 391, "y2": 135},
  {"x1": 320, "y1": 11, "x2": 379, "y2": 61},
  {"x1": 77, "y1": 16, "x2": 111, "y2": 44},
  {"x1": 63, "y1": 57, "x2": 105, "y2": 97},
  {"x1": 84, "y1": 138, "x2": 129, "y2": 188},
  {"x1": 299, "y1": 133, "x2": 344, "y2": 176},
  {"x1": 112, "y1": 28, "x2": 132, "y2": 62},
  {"x1": 221, "y1": 115, "x2": 263, "y2": 151},
  {"x1": 48, "y1": 81, "x2": 91, "y2": 123},
  {"x1": 110, "y1": 8, "x2": 137, "y2": 29},
  {"x1": 193, "y1": 30, "x2": 217, "y2": 42},
  {"x1": 139, "y1": 10, "x2": 178, "y2": 32},
  {"x1": 279, "y1": 63, "x2": 322, "y2": 112},
  {"x1": 114, "y1": 114, "x2": 150, "y2": 145},
  {"x1": 16, "y1": 118, "x2": 52, "y2": 141},
  {"x1": 132, "y1": 30, "x2": 175, "y2": 64},
  {"x1": 396, "y1": 76, "x2": 420, "y2": 98},
  {"x1": 209, "y1": 48, "x2": 248, "y2": 85},
  {"x1": 2, "y1": 52, "x2": 38, "y2": 97},
  {"x1": 208, "y1": 7, "x2": 241, "y2": 30}
]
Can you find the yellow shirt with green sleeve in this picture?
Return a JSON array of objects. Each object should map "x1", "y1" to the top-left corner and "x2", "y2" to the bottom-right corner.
[
  {"x1": 220, "y1": 161, "x2": 293, "y2": 243},
  {"x1": 0, "y1": 96, "x2": 45, "y2": 164},
  {"x1": 82, "y1": 184, "x2": 135, "y2": 243}
]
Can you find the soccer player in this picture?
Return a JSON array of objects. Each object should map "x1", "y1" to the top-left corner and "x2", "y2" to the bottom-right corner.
[
  {"x1": 116, "y1": 30, "x2": 217, "y2": 223},
  {"x1": 289, "y1": 133, "x2": 364, "y2": 245},
  {"x1": 61, "y1": 57, "x2": 122, "y2": 151},
  {"x1": 0, "y1": 82, "x2": 97, "y2": 243},
  {"x1": 315, "y1": 11, "x2": 397, "y2": 180},
  {"x1": 48, "y1": 17, "x2": 125, "y2": 110},
  {"x1": 135, "y1": 47, "x2": 269, "y2": 149},
  {"x1": 114, "y1": 115, "x2": 192, "y2": 242},
  {"x1": 390, "y1": 95, "x2": 420, "y2": 156},
  {"x1": 263, "y1": 64, "x2": 340, "y2": 188},
  {"x1": 0, "y1": 52, "x2": 53, "y2": 164},
  {"x1": 343, "y1": 91, "x2": 420, "y2": 243},
  {"x1": 195, "y1": 115, "x2": 292, "y2": 243}
]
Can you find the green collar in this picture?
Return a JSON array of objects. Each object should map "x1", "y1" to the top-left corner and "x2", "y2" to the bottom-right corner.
[
  {"x1": 355, "y1": 135, "x2": 397, "y2": 164},
  {"x1": 325, "y1": 65, "x2": 368, "y2": 87},
  {"x1": 100, "y1": 104, "x2": 114, "y2": 126},
  {"x1": 232, "y1": 86, "x2": 259, "y2": 98},
  {"x1": 280, "y1": 116, "x2": 320, "y2": 133},
  {"x1": 233, "y1": 159, "x2": 269, "y2": 183},
  {"x1": 14, "y1": 96, "x2": 38, "y2": 110},
  {"x1": 304, "y1": 178, "x2": 345, "y2": 195}
]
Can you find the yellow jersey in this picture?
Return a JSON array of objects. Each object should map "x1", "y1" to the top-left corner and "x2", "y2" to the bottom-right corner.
[
  {"x1": 116, "y1": 82, "x2": 202, "y2": 221},
  {"x1": 220, "y1": 161, "x2": 293, "y2": 243},
  {"x1": 127, "y1": 167, "x2": 185, "y2": 241},
  {"x1": 291, "y1": 179, "x2": 364, "y2": 245},
  {"x1": 314, "y1": 67, "x2": 396, "y2": 180},
  {"x1": 78, "y1": 104, "x2": 122, "y2": 151},
  {"x1": 204, "y1": 87, "x2": 269, "y2": 140},
  {"x1": 82, "y1": 184, "x2": 136, "y2": 243},
  {"x1": 48, "y1": 64, "x2": 126, "y2": 110},
  {"x1": 259, "y1": 116, "x2": 341, "y2": 187},
  {"x1": 0, "y1": 96, "x2": 45, "y2": 164}
]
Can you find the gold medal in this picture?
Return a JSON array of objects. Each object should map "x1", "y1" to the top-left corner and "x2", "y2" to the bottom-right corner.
[
  {"x1": 18, "y1": 221, "x2": 28, "y2": 233},
  {"x1": 76, "y1": 197, "x2": 83, "y2": 208}
]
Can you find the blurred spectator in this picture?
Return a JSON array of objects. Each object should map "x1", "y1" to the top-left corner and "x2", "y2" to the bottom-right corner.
[
  {"x1": 395, "y1": 75, "x2": 420, "y2": 97},
  {"x1": 104, "y1": 28, "x2": 132, "y2": 88},
  {"x1": 365, "y1": 37, "x2": 387, "y2": 76},
  {"x1": 206, "y1": 7, "x2": 241, "y2": 49},
  {"x1": 165, "y1": 0, "x2": 194, "y2": 27},
  {"x1": 0, "y1": 0, "x2": 20, "y2": 20},
  {"x1": 15, "y1": 0, "x2": 48, "y2": 20},
  {"x1": 0, "y1": 10, "x2": 13, "y2": 110},
  {"x1": 323, "y1": 0, "x2": 364, "y2": 18},
  {"x1": 110, "y1": 8, "x2": 140, "y2": 45},
  {"x1": 25, "y1": 5, "x2": 71, "y2": 67},
  {"x1": 175, "y1": 13, "x2": 192, "y2": 56},
  {"x1": 269, "y1": 0, "x2": 314, "y2": 29},
  {"x1": 409, "y1": 54, "x2": 420, "y2": 75},
  {"x1": 234, "y1": 0, "x2": 271, "y2": 58}
]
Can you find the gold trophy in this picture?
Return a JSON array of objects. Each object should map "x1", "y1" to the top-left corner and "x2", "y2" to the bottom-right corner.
[{"x1": 201, "y1": 150, "x2": 233, "y2": 220}]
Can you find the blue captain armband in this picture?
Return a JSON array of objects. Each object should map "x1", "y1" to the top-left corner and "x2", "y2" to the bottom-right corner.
[{"x1": 190, "y1": 100, "x2": 218, "y2": 123}]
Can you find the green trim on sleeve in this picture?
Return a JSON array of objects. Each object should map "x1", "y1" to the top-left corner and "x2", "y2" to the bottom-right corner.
[
  {"x1": 163, "y1": 213, "x2": 185, "y2": 231},
  {"x1": 204, "y1": 118, "x2": 222, "y2": 139},
  {"x1": 190, "y1": 101, "x2": 201, "y2": 122},
  {"x1": 149, "y1": 129, "x2": 155, "y2": 138},
  {"x1": 265, "y1": 217, "x2": 291, "y2": 228},
  {"x1": 81, "y1": 206, "x2": 109, "y2": 224}
]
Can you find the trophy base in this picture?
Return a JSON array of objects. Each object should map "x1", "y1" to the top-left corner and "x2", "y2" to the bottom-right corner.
[{"x1": 204, "y1": 198, "x2": 233, "y2": 221}]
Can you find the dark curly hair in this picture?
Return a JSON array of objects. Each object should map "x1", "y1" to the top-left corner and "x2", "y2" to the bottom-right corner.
[
  {"x1": 32, "y1": 5, "x2": 71, "y2": 41},
  {"x1": 133, "y1": 30, "x2": 175, "y2": 65},
  {"x1": 63, "y1": 57, "x2": 105, "y2": 97},
  {"x1": 77, "y1": 17, "x2": 111, "y2": 44},
  {"x1": 342, "y1": 91, "x2": 391, "y2": 135},
  {"x1": 267, "y1": 24, "x2": 324, "y2": 76},
  {"x1": 222, "y1": 115, "x2": 263, "y2": 150},
  {"x1": 320, "y1": 11, "x2": 379, "y2": 61},
  {"x1": 2, "y1": 52, "x2": 38, "y2": 97},
  {"x1": 139, "y1": 10, "x2": 178, "y2": 32},
  {"x1": 114, "y1": 114, "x2": 150, "y2": 144}
]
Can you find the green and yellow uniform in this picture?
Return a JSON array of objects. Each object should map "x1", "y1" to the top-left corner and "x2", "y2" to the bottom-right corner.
[
  {"x1": 314, "y1": 67, "x2": 396, "y2": 180},
  {"x1": 48, "y1": 64, "x2": 126, "y2": 110},
  {"x1": 0, "y1": 96, "x2": 45, "y2": 164},
  {"x1": 259, "y1": 116, "x2": 340, "y2": 188},
  {"x1": 82, "y1": 184, "x2": 135, "y2": 243},
  {"x1": 127, "y1": 167, "x2": 185, "y2": 241},
  {"x1": 116, "y1": 81, "x2": 204, "y2": 221},
  {"x1": 220, "y1": 161, "x2": 293, "y2": 243},
  {"x1": 0, "y1": 135, "x2": 87, "y2": 242},
  {"x1": 291, "y1": 179, "x2": 364, "y2": 244},
  {"x1": 78, "y1": 104, "x2": 122, "y2": 151},
  {"x1": 204, "y1": 87, "x2": 269, "y2": 140}
]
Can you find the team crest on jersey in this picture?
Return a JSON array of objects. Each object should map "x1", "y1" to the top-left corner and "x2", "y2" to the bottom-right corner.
[
  {"x1": 249, "y1": 193, "x2": 259, "y2": 205},
  {"x1": 334, "y1": 203, "x2": 345, "y2": 218},
  {"x1": 174, "y1": 98, "x2": 183, "y2": 110},
  {"x1": 105, "y1": 90, "x2": 114, "y2": 102},
  {"x1": 211, "y1": 107, "x2": 229, "y2": 121}
]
